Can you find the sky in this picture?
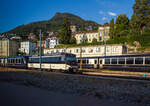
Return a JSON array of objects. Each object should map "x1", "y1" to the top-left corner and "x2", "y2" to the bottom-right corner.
[{"x1": 0, "y1": 0, "x2": 135, "y2": 33}]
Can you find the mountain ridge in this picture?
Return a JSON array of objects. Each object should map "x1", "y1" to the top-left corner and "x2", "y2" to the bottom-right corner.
[{"x1": 6, "y1": 12, "x2": 100, "y2": 35}]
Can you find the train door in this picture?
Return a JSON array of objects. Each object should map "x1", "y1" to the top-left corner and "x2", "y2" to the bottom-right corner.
[
  {"x1": 99, "y1": 59, "x2": 103, "y2": 69},
  {"x1": 94, "y1": 58, "x2": 99, "y2": 69}
]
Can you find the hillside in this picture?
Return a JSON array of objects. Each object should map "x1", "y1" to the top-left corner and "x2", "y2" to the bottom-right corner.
[{"x1": 7, "y1": 12, "x2": 100, "y2": 35}]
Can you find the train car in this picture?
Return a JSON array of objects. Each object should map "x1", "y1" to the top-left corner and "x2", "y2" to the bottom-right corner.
[
  {"x1": 0, "y1": 57, "x2": 5, "y2": 67},
  {"x1": 0, "y1": 56, "x2": 29, "y2": 69},
  {"x1": 28, "y1": 52, "x2": 77, "y2": 72},
  {"x1": 77, "y1": 54, "x2": 150, "y2": 72}
]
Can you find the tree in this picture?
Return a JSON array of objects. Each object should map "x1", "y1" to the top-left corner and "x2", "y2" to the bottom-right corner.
[
  {"x1": 115, "y1": 14, "x2": 129, "y2": 37},
  {"x1": 131, "y1": 0, "x2": 150, "y2": 34},
  {"x1": 59, "y1": 18, "x2": 72, "y2": 44},
  {"x1": 70, "y1": 36, "x2": 76, "y2": 44},
  {"x1": 109, "y1": 19, "x2": 115, "y2": 39},
  {"x1": 92, "y1": 38, "x2": 98, "y2": 44}
]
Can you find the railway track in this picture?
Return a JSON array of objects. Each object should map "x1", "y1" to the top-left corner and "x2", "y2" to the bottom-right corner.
[{"x1": 0, "y1": 67, "x2": 150, "y2": 82}]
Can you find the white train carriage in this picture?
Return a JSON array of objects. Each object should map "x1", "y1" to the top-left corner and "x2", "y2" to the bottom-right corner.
[
  {"x1": 77, "y1": 54, "x2": 150, "y2": 72},
  {"x1": 28, "y1": 52, "x2": 77, "y2": 71}
]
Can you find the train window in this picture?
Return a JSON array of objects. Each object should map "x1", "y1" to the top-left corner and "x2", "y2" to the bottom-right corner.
[
  {"x1": 21, "y1": 59, "x2": 24, "y2": 64},
  {"x1": 118, "y1": 58, "x2": 125, "y2": 64},
  {"x1": 86, "y1": 60, "x2": 89, "y2": 64},
  {"x1": 99, "y1": 60, "x2": 102, "y2": 64},
  {"x1": 105, "y1": 59, "x2": 110, "y2": 64},
  {"x1": 135, "y1": 58, "x2": 143, "y2": 64},
  {"x1": 12, "y1": 59, "x2": 15, "y2": 63},
  {"x1": 111, "y1": 58, "x2": 117, "y2": 64},
  {"x1": 8, "y1": 59, "x2": 10, "y2": 63},
  {"x1": 126, "y1": 58, "x2": 134, "y2": 64},
  {"x1": 82, "y1": 60, "x2": 86, "y2": 64},
  {"x1": 77, "y1": 59, "x2": 80, "y2": 63},
  {"x1": 95, "y1": 60, "x2": 97, "y2": 64},
  {"x1": 145, "y1": 58, "x2": 150, "y2": 64}
]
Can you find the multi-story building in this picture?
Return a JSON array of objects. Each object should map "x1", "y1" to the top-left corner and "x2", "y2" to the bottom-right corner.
[
  {"x1": 70, "y1": 25, "x2": 77, "y2": 33},
  {"x1": 0, "y1": 39, "x2": 19, "y2": 57},
  {"x1": 20, "y1": 41, "x2": 36, "y2": 55},
  {"x1": 75, "y1": 31, "x2": 99, "y2": 44},
  {"x1": 99, "y1": 26, "x2": 110, "y2": 41},
  {"x1": 44, "y1": 44, "x2": 128, "y2": 58},
  {"x1": 74, "y1": 26, "x2": 110, "y2": 44},
  {"x1": 28, "y1": 33, "x2": 36, "y2": 39},
  {"x1": 45, "y1": 34, "x2": 59, "y2": 48}
]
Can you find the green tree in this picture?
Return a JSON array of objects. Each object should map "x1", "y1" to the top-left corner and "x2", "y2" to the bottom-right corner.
[
  {"x1": 115, "y1": 14, "x2": 129, "y2": 37},
  {"x1": 131, "y1": 0, "x2": 150, "y2": 34},
  {"x1": 92, "y1": 38, "x2": 98, "y2": 44},
  {"x1": 70, "y1": 36, "x2": 76, "y2": 44},
  {"x1": 59, "y1": 18, "x2": 72, "y2": 44},
  {"x1": 109, "y1": 19, "x2": 115, "y2": 39}
]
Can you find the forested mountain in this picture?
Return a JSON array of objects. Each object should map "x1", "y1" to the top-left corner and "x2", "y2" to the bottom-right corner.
[{"x1": 7, "y1": 12, "x2": 100, "y2": 35}]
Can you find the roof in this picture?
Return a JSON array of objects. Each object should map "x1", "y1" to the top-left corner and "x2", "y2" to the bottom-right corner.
[
  {"x1": 77, "y1": 53, "x2": 150, "y2": 59},
  {"x1": 74, "y1": 31, "x2": 98, "y2": 35}
]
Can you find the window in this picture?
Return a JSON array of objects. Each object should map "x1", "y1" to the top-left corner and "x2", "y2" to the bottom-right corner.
[
  {"x1": 111, "y1": 58, "x2": 117, "y2": 64},
  {"x1": 56, "y1": 50, "x2": 59, "y2": 53},
  {"x1": 145, "y1": 57, "x2": 150, "y2": 64},
  {"x1": 94, "y1": 60, "x2": 97, "y2": 64},
  {"x1": 135, "y1": 58, "x2": 143, "y2": 64},
  {"x1": 96, "y1": 48, "x2": 101, "y2": 52},
  {"x1": 113, "y1": 47, "x2": 118, "y2": 52},
  {"x1": 118, "y1": 58, "x2": 125, "y2": 64},
  {"x1": 106, "y1": 47, "x2": 110, "y2": 52},
  {"x1": 126, "y1": 58, "x2": 134, "y2": 64},
  {"x1": 88, "y1": 49, "x2": 93, "y2": 53},
  {"x1": 69, "y1": 50, "x2": 72, "y2": 53},
  {"x1": 105, "y1": 59, "x2": 110, "y2": 64},
  {"x1": 82, "y1": 49, "x2": 86, "y2": 53},
  {"x1": 75, "y1": 49, "x2": 79, "y2": 53}
]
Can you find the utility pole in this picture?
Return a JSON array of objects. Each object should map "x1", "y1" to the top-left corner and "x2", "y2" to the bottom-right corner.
[
  {"x1": 39, "y1": 29, "x2": 42, "y2": 72},
  {"x1": 6, "y1": 39, "x2": 8, "y2": 71},
  {"x1": 79, "y1": 46, "x2": 82, "y2": 71}
]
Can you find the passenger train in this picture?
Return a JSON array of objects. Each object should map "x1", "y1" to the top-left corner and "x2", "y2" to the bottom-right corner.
[
  {"x1": 0, "y1": 53, "x2": 77, "y2": 72},
  {"x1": 77, "y1": 54, "x2": 150, "y2": 72},
  {"x1": 1, "y1": 53, "x2": 150, "y2": 72}
]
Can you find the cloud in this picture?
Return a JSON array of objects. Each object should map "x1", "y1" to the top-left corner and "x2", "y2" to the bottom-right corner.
[
  {"x1": 108, "y1": 12, "x2": 117, "y2": 16},
  {"x1": 102, "y1": 17, "x2": 107, "y2": 21}
]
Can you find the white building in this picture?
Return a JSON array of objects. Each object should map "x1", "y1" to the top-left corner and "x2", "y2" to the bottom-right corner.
[
  {"x1": 20, "y1": 41, "x2": 36, "y2": 55},
  {"x1": 45, "y1": 34, "x2": 59, "y2": 48},
  {"x1": 74, "y1": 26, "x2": 110, "y2": 44},
  {"x1": 44, "y1": 44, "x2": 128, "y2": 58}
]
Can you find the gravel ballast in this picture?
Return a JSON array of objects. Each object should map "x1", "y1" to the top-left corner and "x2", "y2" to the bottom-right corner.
[{"x1": 0, "y1": 71, "x2": 150, "y2": 106}]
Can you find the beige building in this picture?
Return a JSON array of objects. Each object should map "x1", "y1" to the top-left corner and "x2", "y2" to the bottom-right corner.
[
  {"x1": 74, "y1": 26, "x2": 110, "y2": 44},
  {"x1": 70, "y1": 25, "x2": 77, "y2": 33},
  {"x1": 44, "y1": 44, "x2": 127, "y2": 58},
  {"x1": 0, "y1": 40, "x2": 19, "y2": 57}
]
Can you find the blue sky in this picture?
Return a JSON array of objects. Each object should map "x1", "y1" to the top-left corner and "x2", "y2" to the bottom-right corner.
[{"x1": 0, "y1": 0, "x2": 135, "y2": 33}]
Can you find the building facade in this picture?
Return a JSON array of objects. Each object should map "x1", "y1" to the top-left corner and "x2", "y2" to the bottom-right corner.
[
  {"x1": 45, "y1": 34, "x2": 59, "y2": 48},
  {"x1": 44, "y1": 44, "x2": 128, "y2": 58},
  {"x1": 74, "y1": 26, "x2": 110, "y2": 44},
  {"x1": 20, "y1": 41, "x2": 36, "y2": 55},
  {"x1": 0, "y1": 39, "x2": 19, "y2": 57}
]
